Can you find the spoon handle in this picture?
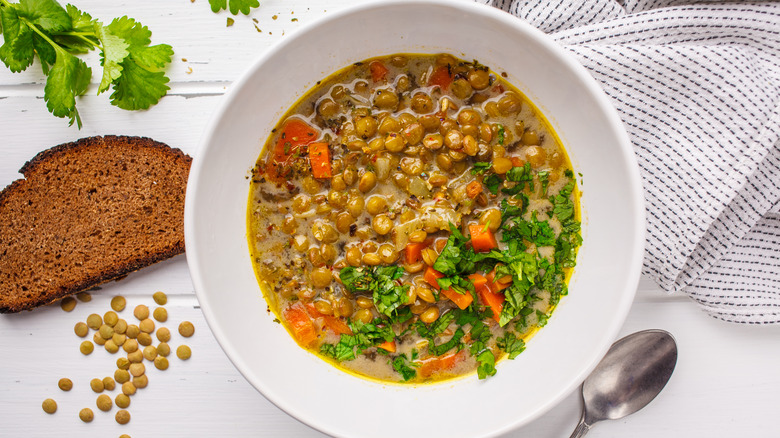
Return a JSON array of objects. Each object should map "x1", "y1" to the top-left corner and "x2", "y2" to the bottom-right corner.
[{"x1": 569, "y1": 411, "x2": 592, "y2": 438}]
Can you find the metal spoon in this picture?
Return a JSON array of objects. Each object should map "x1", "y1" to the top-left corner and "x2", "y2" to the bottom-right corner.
[{"x1": 570, "y1": 329, "x2": 677, "y2": 437}]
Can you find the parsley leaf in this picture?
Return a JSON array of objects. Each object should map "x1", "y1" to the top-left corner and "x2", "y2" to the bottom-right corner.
[{"x1": 208, "y1": 0, "x2": 260, "y2": 15}]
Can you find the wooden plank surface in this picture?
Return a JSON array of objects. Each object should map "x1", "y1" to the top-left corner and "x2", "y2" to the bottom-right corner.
[{"x1": 2, "y1": 1, "x2": 780, "y2": 437}]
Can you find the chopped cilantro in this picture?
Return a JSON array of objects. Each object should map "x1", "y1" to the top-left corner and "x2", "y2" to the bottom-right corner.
[
  {"x1": 497, "y1": 124, "x2": 505, "y2": 145},
  {"x1": 392, "y1": 354, "x2": 417, "y2": 381},
  {"x1": 496, "y1": 332, "x2": 526, "y2": 359},
  {"x1": 484, "y1": 174, "x2": 502, "y2": 195},
  {"x1": 471, "y1": 162, "x2": 492, "y2": 175},
  {"x1": 340, "y1": 266, "x2": 409, "y2": 317}
]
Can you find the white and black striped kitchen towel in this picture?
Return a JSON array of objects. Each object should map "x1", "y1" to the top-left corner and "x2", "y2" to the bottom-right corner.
[{"x1": 478, "y1": 0, "x2": 780, "y2": 324}]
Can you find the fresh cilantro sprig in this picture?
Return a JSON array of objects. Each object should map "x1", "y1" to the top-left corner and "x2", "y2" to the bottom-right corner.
[
  {"x1": 0, "y1": 0, "x2": 172, "y2": 127},
  {"x1": 208, "y1": 0, "x2": 260, "y2": 15}
]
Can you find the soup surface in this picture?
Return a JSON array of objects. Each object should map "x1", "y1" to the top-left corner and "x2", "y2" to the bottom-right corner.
[{"x1": 248, "y1": 54, "x2": 582, "y2": 383}]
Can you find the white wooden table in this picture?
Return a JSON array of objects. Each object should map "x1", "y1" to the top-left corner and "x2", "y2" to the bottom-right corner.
[{"x1": 2, "y1": 1, "x2": 779, "y2": 437}]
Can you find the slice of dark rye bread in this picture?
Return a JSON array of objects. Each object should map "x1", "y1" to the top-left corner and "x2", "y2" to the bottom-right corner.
[{"x1": 0, "y1": 136, "x2": 192, "y2": 313}]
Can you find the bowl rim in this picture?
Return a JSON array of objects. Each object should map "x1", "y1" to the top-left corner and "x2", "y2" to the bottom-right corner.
[{"x1": 185, "y1": 0, "x2": 646, "y2": 436}]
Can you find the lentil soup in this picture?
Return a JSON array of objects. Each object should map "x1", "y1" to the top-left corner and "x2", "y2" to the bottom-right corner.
[{"x1": 248, "y1": 54, "x2": 582, "y2": 383}]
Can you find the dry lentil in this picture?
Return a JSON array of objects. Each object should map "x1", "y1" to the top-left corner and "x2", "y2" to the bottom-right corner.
[
  {"x1": 157, "y1": 343, "x2": 171, "y2": 357},
  {"x1": 136, "y1": 332, "x2": 152, "y2": 346},
  {"x1": 115, "y1": 394, "x2": 131, "y2": 409},
  {"x1": 111, "y1": 295, "x2": 126, "y2": 311},
  {"x1": 42, "y1": 398, "x2": 57, "y2": 414},
  {"x1": 115, "y1": 409, "x2": 131, "y2": 425},
  {"x1": 58, "y1": 378, "x2": 73, "y2": 391},
  {"x1": 60, "y1": 297, "x2": 76, "y2": 312},
  {"x1": 133, "y1": 305, "x2": 149, "y2": 320},
  {"x1": 176, "y1": 345, "x2": 192, "y2": 360},
  {"x1": 139, "y1": 318, "x2": 155, "y2": 333},
  {"x1": 152, "y1": 307, "x2": 168, "y2": 322},
  {"x1": 153, "y1": 291, "x2": 168, "y2": 305},
  {"x1": 121, "y1": 381, "x2": 136, "y2": 396},
  {"x1": 154, "y1": 356, "x2": 169, "y2": 370},
  {"x1": 114, "y1": 369, "x2": 130, "y2": 384},
  {"x1": 96, "y1": 394, "x2": 112, "y2": 411},
  {"x1": 156, "y1": 327, "x2": 171, "y2": 343},
  {"x1": 80, "y1": 341, "x2": 94, "y2": 355},
  {"x1": 102, "y1": 376, "x2": 116, "y2": 391},
  {"x1": 178, "y1": 321, "x2": 195, "y2": 338},
  {"x1": 74, "y1": 322, "x2": 89, "y2": 338},
  {"x1": 86, "y1": 313, "x2": 102, "y2": 330},
  {"x1": 79, "y1": 408, "x2": 94, "y2": 422},
  {"x1": 90, "y1": 378, "x2": 104, "y2": 393}
]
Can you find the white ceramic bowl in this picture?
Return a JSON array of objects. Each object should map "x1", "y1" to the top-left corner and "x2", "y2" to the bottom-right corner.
[{"x1": 185, "y1": 1, "x2": 645, "y2": 437}]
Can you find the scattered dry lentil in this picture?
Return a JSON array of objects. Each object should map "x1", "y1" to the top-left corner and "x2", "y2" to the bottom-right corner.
[
  {"x1": 115, "y1": 409, "x2": 131, "y2": 425},
  {"x1": 153, "y1": 307, "x2": 168, "y2": 322},
  {"x1": 104, "y1": 340, "x2": 119, "y2": 354},
  {"x1": 114, "y1": 319, "x2": 128, "y2": 334},
  {"x1": 178, "y1": 321, "x2": 195, "y2": 337},
  {"x1": 133, "y1": 374, "x2": 148, "y2": 389},
  {"x1": 60, "y1": 297, "x2": 76, "y2": 312},
  {"x1": 121, "y1": 381, "x2": 136, "y2": 396},
  {"x1": 90, "y1": 378, "x2": 105, "y2": 393},
  {"x1": 157, "y1": 343, "x2": 171, "y2": 357},
  {"x1": 111, "y1": 295, "x2": 127, "y2": 312},
  {"x1": 115, "y1": 394, "x2": 130, "y2": 409},
  {"x1": 137, "y1": 332, "x2": 152, "y2": 346},
  {"x1": 74, "y1": 322, "x2": 89, "y2": 337},
  {"x1": 96, "y1": 394, "x2": 112, "y2": 411},
  {"x1": 114, "y1": 369, "x2": 130, "y2": 384},
  {"x1": 117, "y1": 357, "x2": 130, "y2": 370},
  {"x1": 42, "y1": 398, "x2": 57, "y2": 414},
  {"x1": 99, "y1": 324, "x2": 114, "y2": 340},
  {"x1": 126, "y1": 324, "x2": 140, "y2": 339},
  {"x1": 79, "y1": 408, "x2": 94, "y2": 422},
  {"x1": 176, "y1": 345, "x2": 192, "y2": 360},
  {"x1": 104, "y1": 311, "x2": 119, "y2": 326},
  {"x1": 133, "y1": 305, "x2": 149, "y2": 320},
  {"x1": 102, "y1": 376, "x2": 116, "y2": 391},
  {"x1": 119, "y1": 434, "x2": 131, "y2": 438},
  {"x1": 123, "y1": 339, "x2": 138, "y2": 353},
  {"x1": 112, "y1": 333, "x2": 127, "y2": 346},
  {"x1": 86, "y1": 313, "x2": 102, "y2": 330},
  {"x1": 76, "y1": 292, "x2": 91, "y2": 302},
  {"x1": 153, "y1": 291, "x2": 167, "y2": 305},
  {"x1": 139, "y1": 318, "x2": 155, "y2": 333},
  {"x1": 80, "y1": 341, "x2": 94, "y2": 355},
  {"x1": 156, "y1": 327, "x2": 171, "y2": 343},
  {"x1": 129, "y1": 363, "x2": 145, "y2": 377},
  {"x1": 93, "y1": 332, "x2": 106, "y2": 346},
  {"x1": 142, "y1": 345, "x2": 157, "y2": 361},
  {"x1": 154, "y1": 356, "x2": 169, "y2": 371},
  {"x1": 58, "y1": 378, "x2": 73, "y2": 391},
  {"x1": 127, "y1": 350, "x2": 143, "y2": 363}
]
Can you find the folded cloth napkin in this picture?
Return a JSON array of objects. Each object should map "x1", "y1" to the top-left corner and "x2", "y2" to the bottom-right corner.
[{"x1": 478, "y1": 0, "x2": 780, "y2": 323}]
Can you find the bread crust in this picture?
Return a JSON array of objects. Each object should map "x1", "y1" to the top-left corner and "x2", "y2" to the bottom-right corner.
[{"x1": 0, "y1": 136, "x2": 192, "y2": 313}]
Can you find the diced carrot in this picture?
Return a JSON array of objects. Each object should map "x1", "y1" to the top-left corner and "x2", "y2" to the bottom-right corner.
[
  {"x1": 469, "y1": 223, "x2": 498, "y2": 252},
  {"x1": 267, "y1": 118, "x2": 320, "y2": 181},
  {"x1": 283, "y1": 303, "x2": 318, "y2": 347},
  {"x1": 486, "y1": 268, "x2": 512, "y2": 292},
  {"x1": 305, "y1": 303, "x2": 353, "y2": 336},
  {"x1": 369, "y1": 61, "x2": 389, "y2": 82},
  {"x1": 308, "y1": 142, "x2": 331, "y2": 179},
  {"x1": 511, "y1": 157, "x2": 525, "y2": 168},
  {"x1": 468, "y1": 273, "x2": 488, "y2": 289},
  {"x1": 440, "y1": 287, "x2": 473, "y2": 310},
  {"x1": 477, "y1": 283, "x2": 506, "y2": 323},
  {"x1": 377, "y1": 340, "x2": 396, "y2": 353},
  {"x1": 424, "y1": 266, "x2": 444, "y2": 290},
  {"x1": 405, "y1": 242, "x2": 428, "y2": 264},
  {"x1": 428, "y1": 65, "x2": 453, "y2": 90},
  {"x1": 466, "y1": 180, "x2": 483, "y2": 199},
  {"x1": 416, "y1": 350, "x2": 465, "y2": 378}
]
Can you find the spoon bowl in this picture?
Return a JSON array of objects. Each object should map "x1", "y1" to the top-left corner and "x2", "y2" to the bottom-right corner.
[{"x1": 571, "y1": 329, "x2": 678, "y2": 437}]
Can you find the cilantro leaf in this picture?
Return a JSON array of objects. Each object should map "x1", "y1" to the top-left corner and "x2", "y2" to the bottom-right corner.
[
  {"x1": 392, "y1": 355, "x2": 417, "y2": 382},
  {"x1": 484, "y1": 174, "x2": 502, "y2": 195},
  {"x1": 96, "y1": 25, "x2": 129, "y2": 94},
  {"x1": 0, "y1": 7, "x2": 35, "y2": 72},
  {"x1": 339, "y1": 266, "x2": 408, "y2": 317},
  {"x1": 428, "y1": 327, "x2": 464, "y2": 356},
  {"x1": 470, "y1": 162, "x2": 492, "y2": 176},
  {"x1": 106, "y1": 16, "x2": 172, "y2": 110},
  {"x1": 43, "y1": 49, "x2": 91, "y2": 127},
  {"x1": 496, "y1": 332, "x2": 526, "y2": 359},
  {"x1": 15, "y1": 0, "x2": 70, "y2": 32},
  {"x1": 476, "y1": 349, "x2": 497, "y2": 379},
  {"x1": 208, "y1": 0, "x2": 260, "y2": 15}
]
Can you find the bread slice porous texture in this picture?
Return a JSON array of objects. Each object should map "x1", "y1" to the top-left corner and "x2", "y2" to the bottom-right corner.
[{"x1": 0, "y1": 136, "x2": 192, "y2": 313}]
